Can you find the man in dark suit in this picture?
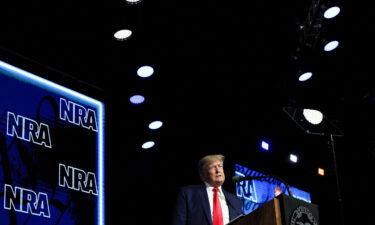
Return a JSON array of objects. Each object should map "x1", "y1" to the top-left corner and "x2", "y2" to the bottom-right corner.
[{"x1": 171, "y1": 154, "x2": 243, "y2": 225}]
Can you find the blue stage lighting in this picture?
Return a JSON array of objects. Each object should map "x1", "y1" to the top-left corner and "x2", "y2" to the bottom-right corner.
[
  {"x1": 260, "y1": 140, "x2": 270, "y2": 151},
  {"x1": 130, "y1": 94, "x2": 145, "y2": 104}
]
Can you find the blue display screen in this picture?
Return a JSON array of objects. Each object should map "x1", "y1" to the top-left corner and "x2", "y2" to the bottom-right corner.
[
  {"x1": 0, "y1": 60, "x2": 105, "y2": 225},
  {"x1": 234, "y1": 164, "x2": 311, "y2": 214}
]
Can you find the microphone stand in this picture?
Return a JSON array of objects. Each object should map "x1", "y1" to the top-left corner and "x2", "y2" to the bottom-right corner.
[
  {"x1": 234, "y1": 175, "x2": 294, "y2": 198},
  {"x1": 266, "y1": 174, "x2": 294, "y2": 198}
]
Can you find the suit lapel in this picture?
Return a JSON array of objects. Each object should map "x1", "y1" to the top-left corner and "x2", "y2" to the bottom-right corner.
[
  {"x1": 199, "y1": 185, "x2": 213, "y2": 225},
  {"x1": 223, "y1": 189, "x2": 235, "y2": 220}
]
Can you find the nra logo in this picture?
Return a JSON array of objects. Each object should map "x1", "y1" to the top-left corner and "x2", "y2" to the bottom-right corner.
[
  {"x1": 290, "y1": 206, "x2": 318, "y2": 225},
  {"x1": 6, "y1": 112, "x2": 52, "y2": 148},
  {"x1": 59, "y1": 98, "x2": 98, "y2": 132}
]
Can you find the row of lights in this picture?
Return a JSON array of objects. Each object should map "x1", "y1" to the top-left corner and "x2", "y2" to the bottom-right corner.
[
  {"x1": 292, "y1": 2, "x2": 342, "y2": 177},
  {"x1": 115, "y1": 0, "x2": 162, "y2": 150},
  {"x1": 260, "y1": 140, "x2": 325, "y2": 176},
  {"x1": 298, "y1": 3, "x2": 341, "y2": 82},
  {"x1": 133, "y1": 65, "x2": 163, "y2": 150}
]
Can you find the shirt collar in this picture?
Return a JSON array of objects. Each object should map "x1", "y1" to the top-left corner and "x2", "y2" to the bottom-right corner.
[{"x1": 204, "y1": 182, "x2": 223, "y2": 193}]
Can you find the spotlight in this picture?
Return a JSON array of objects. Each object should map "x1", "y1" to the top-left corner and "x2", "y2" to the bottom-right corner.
[
  {"x1": 298, "y1": 71, "x2": 313, "y2": 82},
  {"x1": 303, "y1": 109, "x2": 323, "y2": 125},
  {"x1": 148, "y1": 121, "x2": 163, "y2": 130},
  {"x1": 142, "y1": 141, "x2": 155, "y2": 149},
  {"x1": 125, "y1": 0, "x2": 142, "y2": 4},
  {"x1": 137, "y1": 65, "x2": 154, "y2": 78},
  {"x1": 283, "y1": 106, "x2": 343, "y2": 136},
  {"x1": 114, "y1": 29, "x2": 132, "y2": 41},
  {"x1": 318, "y1": 168, "x2": 325, "y2": 176},
  {"x1": 323, "y1": 6, "x2": 341, "y2": 19},
  {"x1": 289, "y1": 154, "x2": 298, "y2": 163},
  {"x1": 260, "y1": 140, "x2": 270, "y2": 151},
  {"x1": 129, "y1": 95, "x2": 145, "y2": 104},
  {"x1": 323, "y1": 40, "x2": 339, "y2": 52},
  {"x1": 284, "y1": 106, "x2": 344, "y2": 223},
  {"x1": 295, "y1": 55, "x2": 315, "y2": 82}
]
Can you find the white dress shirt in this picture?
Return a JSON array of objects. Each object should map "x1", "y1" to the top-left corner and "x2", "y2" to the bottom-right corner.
[{"x1": 204, "y1": 182, "x2": 230, "y2": 225}]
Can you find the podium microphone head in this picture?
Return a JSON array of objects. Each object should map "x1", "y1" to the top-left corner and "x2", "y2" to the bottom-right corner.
[{"x1": 232, "y1": 176, "x2": 242, "y2": 183}]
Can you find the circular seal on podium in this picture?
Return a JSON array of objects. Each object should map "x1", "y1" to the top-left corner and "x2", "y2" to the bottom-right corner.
[{"x1": 290, "y1": 206, "x2": 318, "y2": 225}]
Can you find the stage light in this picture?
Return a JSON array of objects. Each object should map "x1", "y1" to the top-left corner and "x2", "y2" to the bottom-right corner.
[
  {"x1": 289, "y1": 154, "x2": 298, "y2": 163},
  {"x1": 283, "y1": 106, "x2": 343, "y2": 136},
  {"x1": 323, "y1": 40, "x2": 339, "y2": 52},
  {"x1": 303, "y1": 109, "x2": 323, "y2": 125},
  {"x1": 137, "y1": 65, "x2": 154, "y2": 78},
  {"x1": 318, "y1": 168, "x2": 325, "y2": 176},
  {"x1": 114, "y1": 29, "x2": 132, "y2": 41},
  {"x1": 283, "y1": 106, "x2": 344, "y2": 223},
  {"x1": 148, "y1": 120, "x2": 163, "y2": 130},
  {"x1": 129, "y1": 95, "x2": 145, "y2": 104},
  {"x1": 260, "y1": 141, "x2": 270, "y2": 151},
  {"x1": 142, "y1": 141, "x2": 155, "y2": 149},
  {"x1": 298, "y1": 72, "x2": 313, "y2": 82},
  {"x1": 125, "y1": 0, "x2": 142, "y2": 4},
  {"x1": 323, "y1": 6, "x2": 340, "y2": 19}
]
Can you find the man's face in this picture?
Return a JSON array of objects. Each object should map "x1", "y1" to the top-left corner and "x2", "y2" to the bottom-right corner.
[{"x1": 201, "y1": 159, "x2": 225, "y2": 187}]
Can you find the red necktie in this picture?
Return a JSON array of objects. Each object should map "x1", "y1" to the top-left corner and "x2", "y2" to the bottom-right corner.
[{"x1": 212, "y1": 187, "x2": 224, "y2": 225}]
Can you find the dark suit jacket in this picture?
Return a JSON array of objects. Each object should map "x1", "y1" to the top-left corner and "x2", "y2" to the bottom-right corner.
[{"x1": 171, "y1": 185, "x2": 243, "y2": 225}]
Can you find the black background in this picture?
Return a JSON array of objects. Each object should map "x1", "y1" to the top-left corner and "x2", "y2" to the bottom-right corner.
[{"x1": 0, "y1": 1, "x2": 373, "y2": 225}]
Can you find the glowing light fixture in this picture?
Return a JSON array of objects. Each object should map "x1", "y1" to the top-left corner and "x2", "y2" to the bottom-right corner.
[
  {"x1": 318, "y1": 168, "x2": 325, "y2": 176},
  {"x1": 125, "y1": 0, "x2": 142, "y2": 4},
  {"x1": 323, "y1": 6, "x2": 340, "y2": 19},
  {"x1": 129, "y1": 95, "x2": 145, "y2": 104},
  {"x1": 298, "y1": 72, "x2": 313, "y2": 82},
  {"x1": 142, "y1": 141, "x2": 155, "y2": 149},
  {"x1": 137, "y1": 65, "x2": 154, "y2": 78},
  {"x1": 149, "y1": 120, "x2": 163, "y2": 130},
  {"x1": 260, "y1": 140, "x2": 270, "y2": 151},
  {"x1": 323, "y1": 40, "x2": 339, "y2": 52},
  {"x1": 283, "y1": 106, "x2": 343, "y2": 136},
  {"x1": 290, "y1": 154, "x2": 298, "y2": 163},
  {"x1": 303, "y1": 109, "x2": 323, "y2": 125},
  {"x1": 114, "y1": 29, "x2": 132, "y2": 41}
]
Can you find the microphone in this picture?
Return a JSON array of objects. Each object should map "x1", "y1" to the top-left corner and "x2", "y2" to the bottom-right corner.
[{"x1": 232, "y1": 175, "x2": 294, "y2": 198}]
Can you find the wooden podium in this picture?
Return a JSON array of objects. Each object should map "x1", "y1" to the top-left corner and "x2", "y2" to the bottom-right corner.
[{"x1": 229, "y1": 194, "x2": 319, "y2": 225}]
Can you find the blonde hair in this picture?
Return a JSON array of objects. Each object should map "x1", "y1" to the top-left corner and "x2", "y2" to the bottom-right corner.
[{"x1": 198, "y1": 154, "x2": 225, "y2": 176}]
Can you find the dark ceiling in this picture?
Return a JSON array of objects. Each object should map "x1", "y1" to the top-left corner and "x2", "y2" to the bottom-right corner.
[
  {"x1": 0, "y1": 0, "x2": 347, "y2": 134},
  {"x1": 0, "y1": 1, "x2": 372, "y2": 225}
]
